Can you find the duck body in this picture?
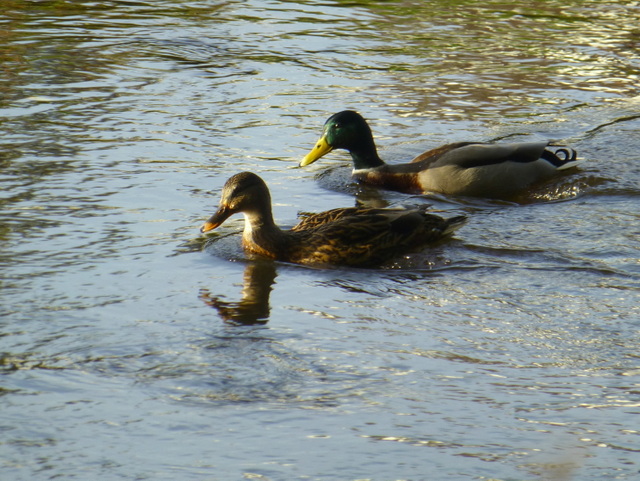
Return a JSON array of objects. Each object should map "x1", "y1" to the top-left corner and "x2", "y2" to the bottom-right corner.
[
  {"x1": 300, "y1": 111, "x2": 580, "y2": 198},
  {"x1": 201, "y1": 172, "x2": 465, "y2": 268}
]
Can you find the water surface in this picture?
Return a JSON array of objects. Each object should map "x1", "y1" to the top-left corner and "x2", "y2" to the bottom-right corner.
[{"x1": 1, "y1": 1, "x2": 639, "y2": 480}]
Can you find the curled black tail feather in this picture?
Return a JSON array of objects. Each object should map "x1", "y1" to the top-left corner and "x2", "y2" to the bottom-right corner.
[
  {"x1": 443, "y1": 215, "x2": 467, "y2": 236},
  {"x1": 542, "y1": 146, "x2": 578, "y2": 167}
]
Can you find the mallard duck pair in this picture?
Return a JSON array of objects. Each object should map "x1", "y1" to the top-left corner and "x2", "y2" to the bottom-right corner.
[
  {"x1": 201, "y1": 172, "x2": 465, "y2": 268},
  {"x1": 200, "y1": 112, "x2": 580, "y2": 267}
]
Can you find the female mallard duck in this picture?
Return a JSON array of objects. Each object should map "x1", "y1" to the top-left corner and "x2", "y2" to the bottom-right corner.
[
  {"x1": 200, "y1": 172, "x2": 466, "y2": 268},
  {"x1": 300, "y1": 110, "x2": 580, "y2": 197}
]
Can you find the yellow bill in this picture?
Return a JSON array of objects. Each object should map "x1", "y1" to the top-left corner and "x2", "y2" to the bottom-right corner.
[{"x1": 299, "y1": 134, "x2": 333, "y2": 167}]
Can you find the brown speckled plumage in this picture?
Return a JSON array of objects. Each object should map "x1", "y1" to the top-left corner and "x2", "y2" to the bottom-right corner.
[{"x1": 201, "y1": 172, "x2": 465, "y2": 268}]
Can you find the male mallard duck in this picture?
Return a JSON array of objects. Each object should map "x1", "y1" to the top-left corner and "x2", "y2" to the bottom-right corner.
[
  {"x1": 200, "y1": 172, "x2": 466, "y2": 268},
  {"x1": 300, "y1": 110, "x2": 580, "y2": 197}
]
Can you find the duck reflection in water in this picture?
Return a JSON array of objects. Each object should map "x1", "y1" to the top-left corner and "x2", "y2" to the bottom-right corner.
[{"x1": 199, "y1": 261, "x2": 277, "y2": 325}]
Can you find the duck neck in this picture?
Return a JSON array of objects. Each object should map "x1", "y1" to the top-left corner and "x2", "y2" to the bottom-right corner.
[
  {"x1": 242, "y1": 208, "x2": 287, "y2": 257},
  {"x1": 349, "y1": 139, "x2": 385, "y2": 170}
]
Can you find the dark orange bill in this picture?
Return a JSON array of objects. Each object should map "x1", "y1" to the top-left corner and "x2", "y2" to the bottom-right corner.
[{"x1": 200, "y1": 206, "x2": 232, "y2": 233}]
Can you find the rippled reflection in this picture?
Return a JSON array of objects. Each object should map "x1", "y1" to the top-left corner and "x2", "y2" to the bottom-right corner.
[
  {"x1": 352, "y1": 1, "x2": 640, "y2": 119},
  {"x1": 199, "y1": 261, "x2": 277, "y2": 325}
]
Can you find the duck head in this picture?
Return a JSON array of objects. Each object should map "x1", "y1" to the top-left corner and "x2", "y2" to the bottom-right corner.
[
  {"x1": 300, "y1": 110, "x2": 379, "y2": 167},
  {"x1": 201, "y1": 172, "x2": 271, "y2": 233}
]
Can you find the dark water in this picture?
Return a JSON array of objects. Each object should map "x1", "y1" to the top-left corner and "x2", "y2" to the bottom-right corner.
[{"x1": 1, "y1": 1, "x2": 639, "y2": 480}]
